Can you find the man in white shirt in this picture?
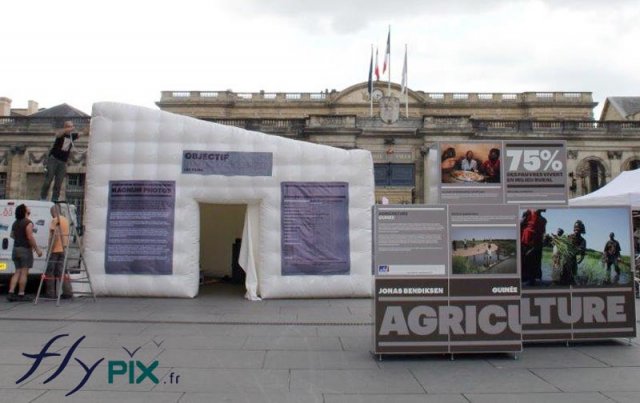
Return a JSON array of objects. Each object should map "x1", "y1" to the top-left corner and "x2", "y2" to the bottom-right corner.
[{"x1": 461, "y1": 151, "x2": 478, "y2": 172}]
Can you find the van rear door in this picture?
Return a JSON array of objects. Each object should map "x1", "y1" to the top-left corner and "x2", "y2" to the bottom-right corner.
[{"x1": 0, "y1": 200, "x2": 54, "y2": 275}]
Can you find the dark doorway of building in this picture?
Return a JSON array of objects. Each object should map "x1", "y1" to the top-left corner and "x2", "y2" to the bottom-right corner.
[{"x1": 199, "y1": 203, "x2": 246, "y2": 295}]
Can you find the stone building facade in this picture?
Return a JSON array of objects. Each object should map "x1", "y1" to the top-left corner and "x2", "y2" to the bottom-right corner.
[
  {"x1": 157, "y1": 83, "x2": 640, "y2": 203},
  {"x1": 1, "y1": 85, "x2": 639, "y2": 216},
  {"x1": 0, "y1": 99, "x2": 89, "y2": 222}
]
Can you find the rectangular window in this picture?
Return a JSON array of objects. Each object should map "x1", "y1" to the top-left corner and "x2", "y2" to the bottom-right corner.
[
  {"x1": 67, "y1": 173, "x2": 85, "y2": 190},
  {"x1": 27, "y1": 173, "x2": 45, "y2": 200},
  {"x1": 374, "y1": 164, "x2": 390, "y2": 186},
  {"x1": 374, "y1": 163, "x2": 415, "y2": 187},
  {"x1": 66, "y1": 173, "x2": 85, "y2": 231}
]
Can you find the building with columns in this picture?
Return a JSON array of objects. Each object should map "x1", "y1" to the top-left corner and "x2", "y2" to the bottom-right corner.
[
  {"x1": 0, "y1": 98, "x2": 89, "y2": 222},
  {"x1": 156, "y1": 83, "x2": 640, "y2": 204},
  {"x1": 1, "y1": 86, "x2": 639, "y2": 216}
]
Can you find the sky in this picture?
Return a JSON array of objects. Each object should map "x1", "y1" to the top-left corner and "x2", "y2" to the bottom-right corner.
[
  {"x1": 2, "y1": 0, "x2": 639, "y2": 118},
  {"x1": 535, "y1": 207, "x2": 632, "y2": 256}
]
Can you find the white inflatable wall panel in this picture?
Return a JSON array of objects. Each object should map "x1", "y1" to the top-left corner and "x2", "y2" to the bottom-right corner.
[{"x1": 84, "y1": 103, "x2": 374, "y2": 298}]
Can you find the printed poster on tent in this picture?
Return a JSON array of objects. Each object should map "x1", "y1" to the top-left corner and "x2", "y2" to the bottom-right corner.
[
  {"x1": 280, "y1": 182, "x2": 350, "y2": 276},
  {"x1": 105, "y1": 180, "x2": 176, "y2": 275}
]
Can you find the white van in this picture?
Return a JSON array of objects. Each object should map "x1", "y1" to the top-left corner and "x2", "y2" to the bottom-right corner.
[{"x1": 0, "y1": 200, "x2": 77, "y2": 275}]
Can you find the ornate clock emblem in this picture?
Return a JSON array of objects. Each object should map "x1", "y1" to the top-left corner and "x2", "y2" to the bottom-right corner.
[
  {"x1": 372, "y1": 89, "x2": 384, "y2": 101},
  {"x1": 379, "y1": 96, "x2": 400, "y2": 124}
]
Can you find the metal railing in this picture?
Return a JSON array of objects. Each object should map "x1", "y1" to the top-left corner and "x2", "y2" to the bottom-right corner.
[{"x1": 0, "y1": 116, "x2": 91, "y2": 130}]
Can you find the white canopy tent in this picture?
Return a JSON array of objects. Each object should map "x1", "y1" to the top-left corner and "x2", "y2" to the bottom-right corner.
[{"x1": 569, "y1": 169, "x2": 640, "y2": 209}]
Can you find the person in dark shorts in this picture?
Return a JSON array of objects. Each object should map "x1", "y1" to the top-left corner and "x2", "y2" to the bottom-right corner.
[{"x1": 7, "y1": 204, "x2": 43, "y2": 302}]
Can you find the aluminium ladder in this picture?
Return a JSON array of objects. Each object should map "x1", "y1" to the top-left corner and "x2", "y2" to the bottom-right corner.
[{"x1": 35, "y1": 201, "x2": 96, "y2": 306}]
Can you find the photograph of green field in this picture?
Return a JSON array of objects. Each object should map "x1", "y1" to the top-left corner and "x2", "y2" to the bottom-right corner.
[
  {"x1": 451, "y1": 227, "x2": 518, "y2": 275},
  {"x1": 521, "y1": 207, "x2": 634, "y2": 287},
  {"x1": 540, "y1": 248, "x2": 633, "y2": 286}
]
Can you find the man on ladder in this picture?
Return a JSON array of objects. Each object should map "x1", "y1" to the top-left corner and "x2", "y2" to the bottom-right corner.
[{"x1": 44, "y1": 204, "x2": 73, "y2": 299}]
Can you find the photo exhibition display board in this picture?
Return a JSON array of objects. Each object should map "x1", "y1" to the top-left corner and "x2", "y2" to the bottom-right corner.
[
  {"x1": 375, "y1": 141, "x2": 636, "y2": 354},
  {"x1": 373, "y1": 204, "x2": 636, "y2": 354},
  {"x1": 373, "y1": 204, "x2": 523, "y2": 354}
]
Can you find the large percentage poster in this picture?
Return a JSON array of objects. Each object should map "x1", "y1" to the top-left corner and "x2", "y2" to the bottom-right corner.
[
  {"x1": 438, "y1": 140, "x2": 567, "y2": 205},
  {"x1": 505, "y1": 141, "x2": 567, "y2": 204}
]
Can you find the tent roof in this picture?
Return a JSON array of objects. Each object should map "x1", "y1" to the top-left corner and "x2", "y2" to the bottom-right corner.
[{"x1": 569, "y1": 169, "x2": 640, "y2": 209}]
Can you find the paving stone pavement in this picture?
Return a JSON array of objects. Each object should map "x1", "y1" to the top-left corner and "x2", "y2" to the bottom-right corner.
[{"x1": 0, "y1": 284, "x2": 638, "y2": 403}]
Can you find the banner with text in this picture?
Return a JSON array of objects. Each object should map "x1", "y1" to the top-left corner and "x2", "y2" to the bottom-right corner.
[
  {"x1": 182, "y1": 150, "x2": 273, "y2": 176},
  {"x1": 505, "y1": 141, "x2": 567, "y2": 205},
  {"x1": 374, "y1": 205, "x2": 448, "y2": 276},
  {"x1": 281, "y1": 182, "x2": 350, "y2": 275},
  {"x1": 105, "y1": 181, "x2": 176, "y2": 275}
]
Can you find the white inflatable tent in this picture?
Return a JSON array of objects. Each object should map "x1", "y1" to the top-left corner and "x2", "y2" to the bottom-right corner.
[
  {"x1": 83, "y1": 103, "x2": 374, "y2": 299},
  {"x1": 569, "y1": 169, "x2": 640, "y2": 209}
]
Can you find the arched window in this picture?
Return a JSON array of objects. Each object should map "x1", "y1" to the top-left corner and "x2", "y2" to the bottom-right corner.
[
  {"x1": 627, "y1": 159, "x2": 640, "y2": 171},
  {"x1": 576, "y1": 158, "x2": 607, "y2": 195},
  {"x1": 588, "y1": 160, "x2": 606, "y2": 192}
]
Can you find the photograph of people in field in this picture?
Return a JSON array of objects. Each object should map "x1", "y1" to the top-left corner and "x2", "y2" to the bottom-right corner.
[
  {"x1": 452, "y1": 227, "x2": 517, "y2": 275},
  {"x1": 519, "y1": 207, "x2": 634, "y2": 287}
]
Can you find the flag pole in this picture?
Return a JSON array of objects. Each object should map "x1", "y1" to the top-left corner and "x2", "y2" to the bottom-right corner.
[
  {"x1": 405, "y1": 44, "x2": 408, "y2": 118},
  {"x1": 387, "y1": 25, "x2": 391, "y2": 96},
  {"x1": 404, "y1": 86, "x2": 408, "y2": 117},
  {"x1": 369, "y1": 44, "x2": 373, "y2": 117},
  {"x1": 375, "y1": 46, "x2": 380, "y2": 82}
]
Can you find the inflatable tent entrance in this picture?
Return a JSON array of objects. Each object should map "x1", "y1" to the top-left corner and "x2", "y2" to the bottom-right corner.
[{"x1": 83, "y1": 103, "x2": 375, "y2": 299}]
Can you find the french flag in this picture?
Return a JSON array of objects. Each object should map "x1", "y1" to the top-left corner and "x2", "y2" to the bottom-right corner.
[
  {"x1": 382, "y1": 28, "x2": 390, "y2": 74},
  {"x1": 374, "y1": 47, "x2": 380, "y2": 81}
]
